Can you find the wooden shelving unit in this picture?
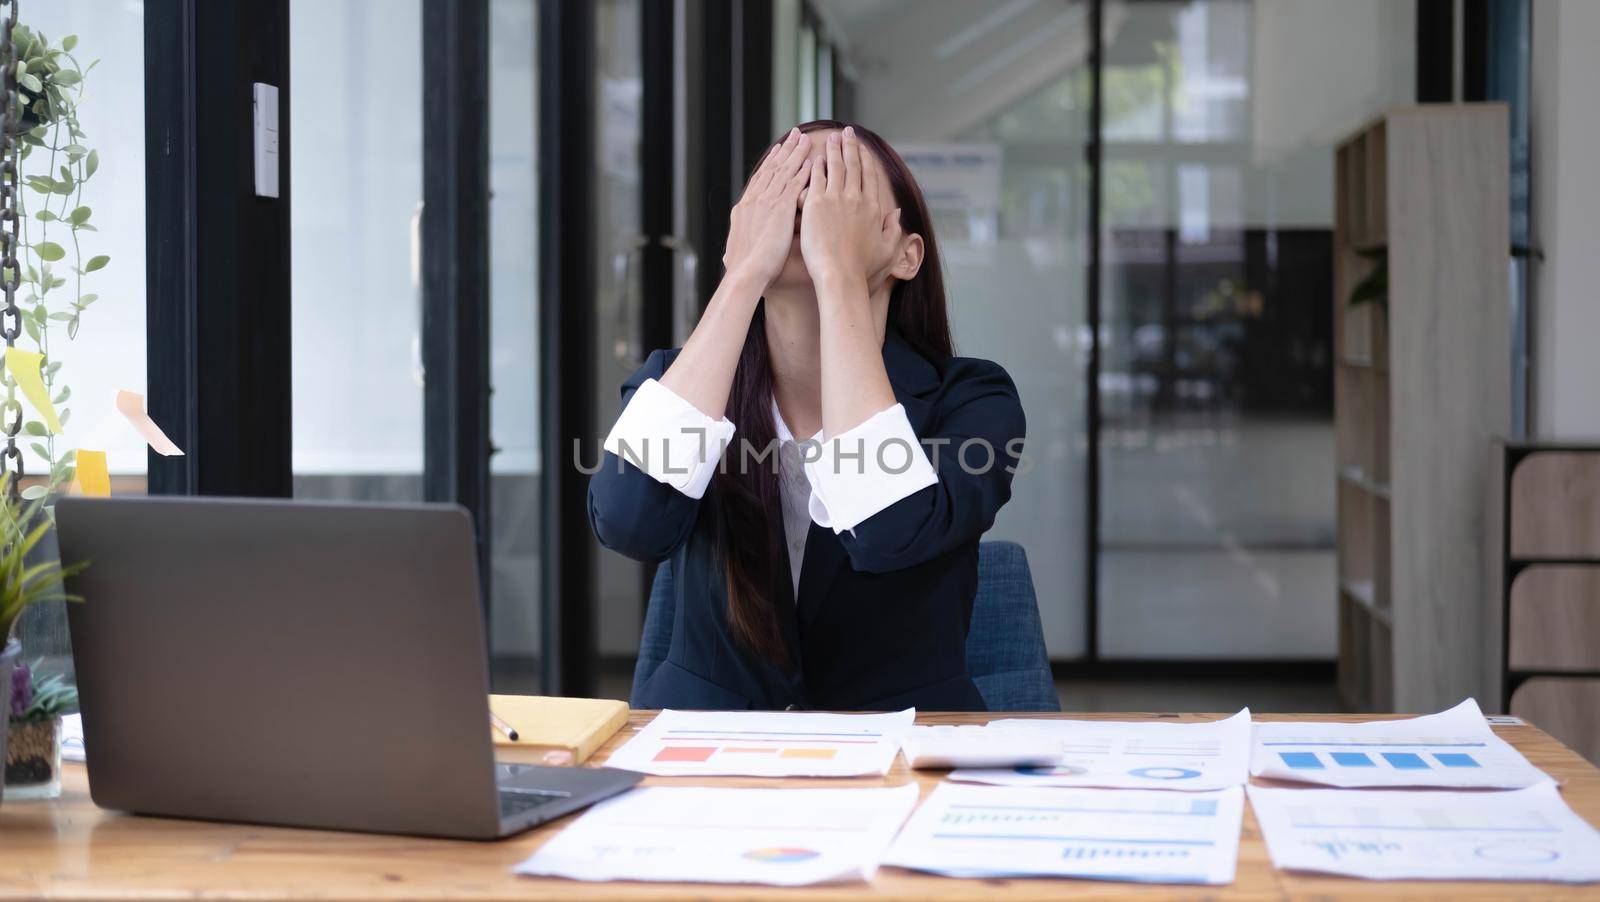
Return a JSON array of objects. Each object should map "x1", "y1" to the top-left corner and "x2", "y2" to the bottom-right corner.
[
  {"x1": 1491, "y1": 442, "x2": 1600, "y2": 764},
  {"x1": 1333, "y1": 105, "x2": 1509, "y2": 713}
]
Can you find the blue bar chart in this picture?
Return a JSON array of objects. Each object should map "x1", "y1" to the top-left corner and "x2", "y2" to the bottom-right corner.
[{"x1": 1250, "y1": 701, "x2": 1549, "y2": 788}]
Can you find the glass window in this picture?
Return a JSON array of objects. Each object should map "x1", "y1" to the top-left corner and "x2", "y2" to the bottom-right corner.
[
  {"x1": 817, "y1": 0, "x2": 1094, "y2": 657},
  {"x1": 9, "y1": 0, "x2": 147, "y2": 678},
  {"x1": 487, "y1": 0, "x2": 542, "y2": 691},
  {"x1": 593, "y1": 0, "x2": 645, "y2": 698},
  {"x1": 1097, "y1": 0, "x2": 1413, "y2": 659},
  {"x1": 13, "y1": 3, "x2": 147, "y2": 489},
  {"x1": 290, "y1": 0, "x2": 424, "y2": 502}
]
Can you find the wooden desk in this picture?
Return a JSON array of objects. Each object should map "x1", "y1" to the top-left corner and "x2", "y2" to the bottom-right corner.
[{"x1": 4, "y1": 712, "x2": 1598, "y2": 900}]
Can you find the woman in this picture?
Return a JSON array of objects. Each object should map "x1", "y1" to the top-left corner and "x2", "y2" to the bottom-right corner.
[{"x1": 589, "y1": 121, "x2": 1025, "y2": 711}]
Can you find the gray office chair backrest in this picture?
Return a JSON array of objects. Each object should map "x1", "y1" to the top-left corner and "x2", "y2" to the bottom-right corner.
[{"x1": 631, "y1": 540, "x2": 1060, "y2": 711}]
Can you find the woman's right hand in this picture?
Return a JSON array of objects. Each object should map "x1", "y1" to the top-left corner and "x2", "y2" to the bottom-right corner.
[{"x1": 721, "y1": 127, "x2": 811, "y2": 290}]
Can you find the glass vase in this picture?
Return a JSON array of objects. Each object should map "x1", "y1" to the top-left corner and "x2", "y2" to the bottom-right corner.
[{"x1": 4, "y1": 716, "x2": 62, "y2": 800}]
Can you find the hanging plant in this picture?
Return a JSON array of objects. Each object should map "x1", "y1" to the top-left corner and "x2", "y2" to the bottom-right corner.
[{"x1": 6, "y1": 25, "x2": 105, "y2": 497}]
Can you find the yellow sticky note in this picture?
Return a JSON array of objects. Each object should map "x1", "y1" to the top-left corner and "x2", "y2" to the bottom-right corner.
[
  {"x1": 5, "y1": 348, "x2": 63, "y2": 434},
  {"x1": 73, "y1": 449, "x2": 110, "y2": 497}
]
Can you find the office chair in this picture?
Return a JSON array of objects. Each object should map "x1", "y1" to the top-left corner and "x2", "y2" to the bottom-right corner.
[{"x1": 631, "y1": 540, "x2": 1061, "y2": 712}]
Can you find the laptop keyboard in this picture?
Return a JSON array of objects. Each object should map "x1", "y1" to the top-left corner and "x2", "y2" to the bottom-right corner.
[{"x1": 498, "y1": 788, "x2": 570, "y2": 820}]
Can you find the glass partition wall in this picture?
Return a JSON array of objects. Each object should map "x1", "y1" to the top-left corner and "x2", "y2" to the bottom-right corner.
[
  {"x1": 812, "y1": 0, "x2": 1414, "y2": 667},
  {"x1": 289, "y1": 0, "x2": 547, "y2": 691}
]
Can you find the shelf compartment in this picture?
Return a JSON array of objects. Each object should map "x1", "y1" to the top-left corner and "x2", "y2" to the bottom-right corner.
[
  {"x1": 1509, "y1": 565, "x2": 1600, "y2": 670},
  {"x1": 1510, "y1": 451, "x2": 1600, "y2": 558},
  {"x1": 1508, "y1": 677, "x2": 1600, "y2": 765}
]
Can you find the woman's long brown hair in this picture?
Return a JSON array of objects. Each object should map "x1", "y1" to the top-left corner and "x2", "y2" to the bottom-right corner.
[{"x1": 712, "y1": 120, "x2": 953, "y2": 665}]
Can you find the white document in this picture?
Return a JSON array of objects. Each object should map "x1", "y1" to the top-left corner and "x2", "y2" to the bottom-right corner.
[
  {"x1": 948, "y1": 709, "x2": 1251, "y2": 791},
  {"x1": 604, "y1": 708, "x2": 915, "y2": 777},
  {"x1": 60, "y1": 712, "x2": 85, "y2": 763},
  {"x1": 514, "y1": 785, "x2": 920, "y2": 886},
  {"x1": 903, "y1": 722, "x2": 1061, "y2": 769},
  {"x1": 1249, "y1": 783, "x2": 1600, "y2": 883},
  {"x1": 883, "y1": 782, "x2": 1245, "y2": 885},
  {"x1": 1250, "y1": 699, "x2": 1549, "y2": 788}
]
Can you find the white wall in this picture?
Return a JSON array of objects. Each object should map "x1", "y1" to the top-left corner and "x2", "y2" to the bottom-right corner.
[{"x1": 1531, "y1": 0, "x2": 1600, "y2": 437}]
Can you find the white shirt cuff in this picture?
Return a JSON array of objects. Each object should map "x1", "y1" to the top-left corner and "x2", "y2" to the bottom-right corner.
[
  {"x1": 803, "y1": 404, "x2": 938, "y2": 533},
  {"x1": 602, "y1": 378, "x2": 734, "y2": 500}
]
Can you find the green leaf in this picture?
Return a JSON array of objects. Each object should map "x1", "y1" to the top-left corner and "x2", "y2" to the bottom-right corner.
[
  {"x1": 25, "y1": 176, "x2": 52, "y2": 195},
  {"x1": 68, "y1": 205, "x2": 90, "y2": 225},
  {"x1": 66, "y1": 317, "x2": 78, "y2": 339},
  {"x1": 29, "y1": 442, "x2": 48, "y2": 460},
  {"x1": 48, "y1": 313, "x2": 74, "y2": 323},
  {"x1": 27, "y1": 125, "x2": 46, "y2": 140},
  {"x1": 21, "y1": 316, "x2": 38, "y2": 342},
  {"x1": 52, "y1": 386, "x2": 69, "y2": 403},
  {"x1": 32, "y1": 304, "x2": 46, "y2": 324},
  {"x1": 52, "y1": 70, "x2": 80, "y2": 88},
  {"x1": 19, "y1": 484, "x2": 48, "y2": 501},
  {"x1": 44, "y1": 361, "x2": 62, "y2": 376},
  {"x1": 62, "y1": 35, "x2": 78, "y2": 52},
  {"x1": 35, "y1": 210, "x2": 56, "y2": 222},
  {"x1": 85, "y1": 149, "x2": 98, "y2": 179},
  {"x1": 22, "y1": 421, "x2": 45, "y2": 437},
  {"x1": 51, "y1": 178, "x2": 72, "y2": 196},
  {"x1": 76, "y1": 293, "x2": 98, "y2": 306},
  {"x1": 17, "y1": 73, "x2": 41, "y2": 93},
  {"x1": 33, "y1": 242, "x2": 65, "y2": 262},
  {"x1": 59, "y1": 165, "x2": 73, "y2": 186},
  {"x1": 84, "y1": 254, "x2": 109, "y2": 273},
  {"x1": 58, "y1": 408, "x2": 70, "y2": 426}
]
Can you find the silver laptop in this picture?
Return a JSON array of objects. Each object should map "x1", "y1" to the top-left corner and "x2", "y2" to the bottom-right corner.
[{"x1": 57, "y1": 496, "x2": 641, "y2": 839}]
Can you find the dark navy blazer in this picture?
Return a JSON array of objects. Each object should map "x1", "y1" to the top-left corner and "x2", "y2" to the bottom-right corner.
[{"x1": 587, "y1": 329, "x2": 1025, "y2": 711}]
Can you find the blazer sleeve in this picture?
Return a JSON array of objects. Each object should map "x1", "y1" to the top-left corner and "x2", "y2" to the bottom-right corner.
[
  {"x1": 587, "y1": 349, "x2": 708, "y2": 563},
  {"x1": 837, "y1": 358, "x2": 1026, "y2": 574}
]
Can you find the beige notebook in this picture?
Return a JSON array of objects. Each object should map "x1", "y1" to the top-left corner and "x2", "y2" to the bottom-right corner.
[{"x1": 488, "y1": 695, "x2": 630, "y2": 766}]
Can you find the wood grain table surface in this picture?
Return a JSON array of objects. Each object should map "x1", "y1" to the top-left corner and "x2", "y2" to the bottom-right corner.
[{"x1": 3, "y1": 711, "x2": 1597, "y2": 900}]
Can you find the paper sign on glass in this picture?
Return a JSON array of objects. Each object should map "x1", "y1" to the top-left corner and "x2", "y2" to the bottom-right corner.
[
  {"x1": 72, "y1": 449, "x2": 110, "y2": 496},
  {"x1": 514, "y1": 785, "x2": 919, "y2": 886},
  {"x1": 883, "y1": 782, "x2": 1245, "y2": 885},
  {"x1": 1248, "y1": 783, "x2": 1600, "y2": 883},
  {"x1": 948, "y1": 709, "x2": 1250, "y2": 791},
  {"x1": 1250, "y1": 699, "x2": 1549, "y2": 788},
  {"x1": 115, "y1": 390, "x2": 184, "y2": 456},
  {"x1": 603, "y1": 708, "x2": 914, "y2": 777},
  {"x1": 5, "y1": 348, "x2": 62, "y2": 434}
]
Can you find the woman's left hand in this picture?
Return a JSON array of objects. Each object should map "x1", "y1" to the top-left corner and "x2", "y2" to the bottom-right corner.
[{"x1": 799, "y1": 128, "x2": 901, "y2": 288}]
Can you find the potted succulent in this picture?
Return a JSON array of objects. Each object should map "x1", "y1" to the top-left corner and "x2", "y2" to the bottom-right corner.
[
  {"x1": 0, "y1": 487, "x2": 84, "y2": 809},
  {"x1": 5, "y1": 657, "x2": 74, "y2": 799}
]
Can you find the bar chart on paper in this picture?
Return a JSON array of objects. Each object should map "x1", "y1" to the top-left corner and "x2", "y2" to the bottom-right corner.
[
  {"x1": 604, "y1": 709, "x2": 915, "y2": 777},
  {"x1": 948, "y1": 710, "x2": 1250, "y2": 790},
  {"x1": 883, "y1": 783, "x2": 1245, "y2": 884},
  {"x1": 1251, "y1": 700, "x2": 1549, "y2": 788},
  {"x1": 1248, "y1": 783, "x2": 1600, "y2": 882}
]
